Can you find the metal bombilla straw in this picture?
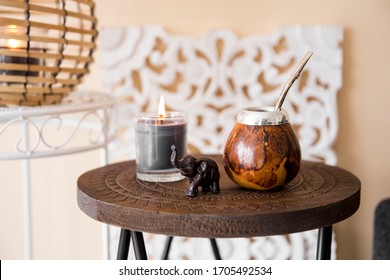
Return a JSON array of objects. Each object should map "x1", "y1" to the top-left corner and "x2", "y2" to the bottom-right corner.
[{"x1": 274, "y1": 51, "x2": 313, "y2": 111}]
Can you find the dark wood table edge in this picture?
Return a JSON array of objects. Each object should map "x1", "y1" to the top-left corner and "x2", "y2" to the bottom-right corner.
[
  {"x1": 76, "y1": 158, "x2": 361, "y2": 260},
  {"x1": 77, "y1": 159, "x2": 361, "y2": 238}
]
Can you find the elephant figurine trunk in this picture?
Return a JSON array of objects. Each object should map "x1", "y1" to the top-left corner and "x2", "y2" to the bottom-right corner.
[{"x1": 170, "y1": 144, "x2": 184, "y2": 170}]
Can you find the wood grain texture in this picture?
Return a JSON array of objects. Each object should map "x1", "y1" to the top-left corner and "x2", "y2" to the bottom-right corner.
[
  {"x1": 224, "y1": 123, "x2": 301, "y2": 190},
  {"x1": 77, "y1": 155, "x2": 360, "y2": 238}
]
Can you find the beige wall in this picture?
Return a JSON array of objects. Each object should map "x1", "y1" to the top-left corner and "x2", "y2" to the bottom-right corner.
[{"x1": 1, "y1": 0, "x2": 389, "y2": 259}]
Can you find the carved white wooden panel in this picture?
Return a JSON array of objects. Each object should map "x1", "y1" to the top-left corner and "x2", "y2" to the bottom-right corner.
[{"x1": 101, "y1": 25, "x2": 343, "y2": 260}]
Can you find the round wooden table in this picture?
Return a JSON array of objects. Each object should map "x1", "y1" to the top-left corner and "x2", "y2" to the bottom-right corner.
[{"x1": 77, "y1": 155, "x2": 361, "y2": 260}]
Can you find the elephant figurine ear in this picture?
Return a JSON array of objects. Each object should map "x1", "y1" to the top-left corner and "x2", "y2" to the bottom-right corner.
[{"x1": 197, "y1": 161, "x2": 207, "y2": 174}]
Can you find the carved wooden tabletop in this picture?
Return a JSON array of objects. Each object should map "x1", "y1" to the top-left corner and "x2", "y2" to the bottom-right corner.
[{"x1": 77, "y1": 155, "x2": 360, "y2": 238}]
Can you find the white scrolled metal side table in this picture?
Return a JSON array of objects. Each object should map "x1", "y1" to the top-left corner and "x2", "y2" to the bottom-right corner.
[{"x1": 0, "y1": 91, "x2": 117, "y2": 259}]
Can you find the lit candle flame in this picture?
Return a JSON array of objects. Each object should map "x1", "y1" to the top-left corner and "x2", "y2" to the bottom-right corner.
[
  {"x1": 7, "y1": 39, "x2": 21, "y2": 49},
  {"x1": 5, "y1": 25, "x2": 23, "y2": 49},
  {"x1": 158, "y1": 95, "x2": 166, "y2": 119}
]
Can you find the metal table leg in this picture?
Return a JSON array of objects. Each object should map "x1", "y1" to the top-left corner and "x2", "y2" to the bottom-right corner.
[
  {"x1": 117, "y1": 229, "x2": 131, "y2": 260},
  {"x1": 162, "y1": 236, "x2": 222, "y2": 260},
  {"x1": 131, "y1": 231, "x2": 148, "y2": 260},
  {"x1": 21, "y1": 121, "x2": 32, "y2": 259},
  {"x1": 316, "y1": 225, "x2": 333, "y2": 260},
  {"x1": 210, "y1": 238, "x2": 222, "y2": 260},
  {"x1": 162, "y1": 236, "x2": 174, "y2": 260}
]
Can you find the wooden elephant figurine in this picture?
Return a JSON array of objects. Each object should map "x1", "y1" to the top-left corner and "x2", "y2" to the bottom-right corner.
[{"x1": 170, "y1": 145, "x2": 220, "y2": 197}]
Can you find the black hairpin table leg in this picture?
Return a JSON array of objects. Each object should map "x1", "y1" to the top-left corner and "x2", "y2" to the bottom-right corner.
[
  {"x1": 162, "y1": 236, "x2": 222, "y2": 260},
  {"x1": 210, "y1": 238, "x2": 222, "y2": 260},
  {"x1": 162, "y1": 236, "x2": 174, "y2": 260},
  {"x1": 117, "y1": 228, "x2": 131, "y2": 260},
  {"x1": 131, "y1": 231, "x2": 148, "y2": 260},
  {"x1": 316, "y1": 225, "x2": 333, "y2": 260}
]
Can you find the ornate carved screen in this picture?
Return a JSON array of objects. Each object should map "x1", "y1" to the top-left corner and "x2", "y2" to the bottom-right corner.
[{"x1": 101, "y1": 25, "x2": 343, "y2": 259}]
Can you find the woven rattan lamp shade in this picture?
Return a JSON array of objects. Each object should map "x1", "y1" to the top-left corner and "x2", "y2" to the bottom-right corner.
[{"x1": 0, "y1": 0, "x2": 97, "y2": 106}]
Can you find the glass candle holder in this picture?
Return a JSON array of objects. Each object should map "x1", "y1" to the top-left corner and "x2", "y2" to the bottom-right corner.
[
  {"x1": 135, "y1": 111, "x2": 187, "y2": 182},
  {"x1": 0, "y1": 25, "x2": 44, "y2": 78},
  {"x1": 0, "y1": 48, "x2": 40, "y2": 77}
]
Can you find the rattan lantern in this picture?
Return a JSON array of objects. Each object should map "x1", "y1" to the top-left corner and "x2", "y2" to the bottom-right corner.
[{"x1": 0, "y1": 0, "x2": 97, "y2": 106}]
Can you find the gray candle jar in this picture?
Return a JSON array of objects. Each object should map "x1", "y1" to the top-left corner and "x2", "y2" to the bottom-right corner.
[{"x1": 135, "y1": 111, "x2": 187, "y2": 182}]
